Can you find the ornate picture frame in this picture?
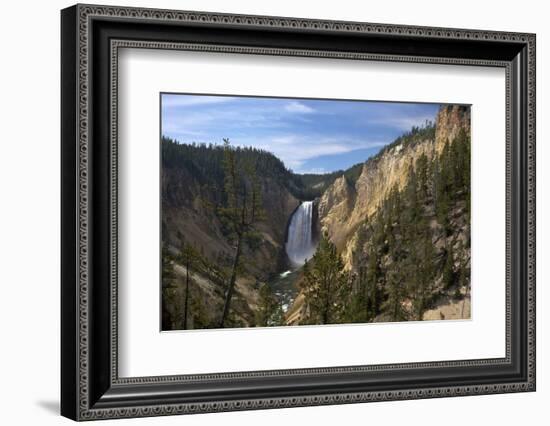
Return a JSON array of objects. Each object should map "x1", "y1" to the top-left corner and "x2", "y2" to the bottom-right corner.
[{"x1": 61, "y1": 4, "x2": 535, "y2": 421}]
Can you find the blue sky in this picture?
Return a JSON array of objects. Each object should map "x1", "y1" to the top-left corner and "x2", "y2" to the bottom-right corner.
[{"x1": 161, "y1": 94, "x2": 440, "y2": 174}]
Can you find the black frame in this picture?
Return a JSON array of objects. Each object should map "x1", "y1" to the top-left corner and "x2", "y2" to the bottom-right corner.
[{"x1": 61, "y1": 4, "x2": 536, "y2": 421}]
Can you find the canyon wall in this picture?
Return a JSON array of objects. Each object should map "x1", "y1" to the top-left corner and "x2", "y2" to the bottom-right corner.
[{"x1": 318, "y1": 105, "x2": 471, "y2": 269}]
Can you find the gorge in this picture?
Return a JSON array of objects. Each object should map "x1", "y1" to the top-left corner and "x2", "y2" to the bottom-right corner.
[{"x1": 161, "y1": 104, "x2": 472, "y2": 330}]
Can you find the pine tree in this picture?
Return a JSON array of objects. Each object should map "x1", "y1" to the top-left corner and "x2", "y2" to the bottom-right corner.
[
  {"x1": 161, "y1": 244, "x2": 177, "y2": 330},
  {"x1": 345, "y1": 266, "x2": 369, "y2": 324},
  {"x1": 384, "y1": 268, "x2": 407, "y2": 322},
  {"x1": 190, "y1": 291, "x2": 210, "y2": 329},
  {"x1": 442, "y1": 243, "x2": 455, "y2": 290},
  {"x1": 218, "y1": 139, "x2": 265, "y2": 327},
  {"x1": 301, "y1": 234, "x2": 347, "y2": 325},
  {"x1": 255, "y1": 283, "x2": 282, "y2": 327},
  {"x1": 455, "y1": 239, "x2": 470, "y2": 300},
  {"x1": 412, "y1": 227, "x2": 435, "y2": 320},
  {"x1": 382, "y1": 188, "x2": 408, "y2": 322},
  {"x1": 405, "y1": 162, "x2": 420, "y2": 223},
  {"x1": 416, "y1": 153, "x2": 429, "y2": 200},
  {"x1": 365, "y1": 246, "x2": 381, "y2": 319},
  {"x1": 178, "y1": 242, "x2": 199, "y2": 330}
]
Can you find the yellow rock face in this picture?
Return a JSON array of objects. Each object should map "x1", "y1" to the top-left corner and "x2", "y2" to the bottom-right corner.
[
  {"x1": 318, "y1": 140, "x2": 433, "y2": 267},
  {"x1": 435, "y1": 104, "x2": 471, "y2": 155},
  {"x1": 318, "y1": 105, "x2": 470, "y2": 270}
]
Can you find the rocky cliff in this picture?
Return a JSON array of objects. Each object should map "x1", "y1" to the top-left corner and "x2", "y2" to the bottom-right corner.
[
  {"x1": 163, "y1": 171, "x2": 299, "y2": 279},
  {"x1": 163, "y1": 104, "x2": 472, "y2": 329},
  {"x1": 435, "y1": 104, "x2": 471, "y2": 155},
  {"x1": 161, "y1": 141, "x2": 301, "y2": 328},
  {"x1": 283, "y1": 105, "x2": 472, "y2": 325},
  {"x1": 319, "y1": 105, "x2": 470, "y2": 269}
]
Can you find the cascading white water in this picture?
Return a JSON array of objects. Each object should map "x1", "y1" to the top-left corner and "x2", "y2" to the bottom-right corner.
[{"x1": 285, "y1": 201, "x2": 316, "y2": 267}]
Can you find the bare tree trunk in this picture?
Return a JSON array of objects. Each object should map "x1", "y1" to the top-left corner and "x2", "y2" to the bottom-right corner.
[
  {"x1": 219, "y1": 235, "x2": 243, "y2": 327},
  {"x1": 183, "y1": 258, "x2": 190, "y2": 330}
]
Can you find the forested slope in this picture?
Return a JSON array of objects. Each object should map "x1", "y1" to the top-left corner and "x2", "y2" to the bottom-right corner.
[{"x1": 288, "y1": 105, "x2": 471, "y2": 324}]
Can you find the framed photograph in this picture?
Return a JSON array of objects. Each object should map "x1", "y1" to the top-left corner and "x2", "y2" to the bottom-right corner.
[{"x1": 61, "y1": 4, "x2": 536, "y2": 421}]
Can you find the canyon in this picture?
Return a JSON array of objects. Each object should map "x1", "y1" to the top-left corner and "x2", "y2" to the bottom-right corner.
[{"x1": 162, "y1": 104, "x2": 471, "y2": 329}]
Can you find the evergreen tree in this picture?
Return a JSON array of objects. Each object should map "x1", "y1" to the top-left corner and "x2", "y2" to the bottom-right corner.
[
  {"x1": 455, "y1": 240, "x2": 470, "y2": 300},
  {"x1": 405, "y1": 162, "x2": 420, "y2": 223},
  {"x1": 382, "y1": 187, "x2": 408, "y2": 322},
  {"x1": 416, "y1": 152, "x2": 429, "y2": 200},
  {"x1": 255, "y1": 283, "x2": 283, "y2": 327},
  {"x1": 354, "y1": 267, "x2": 370, "y2": 322},
  {"x1": 384, "y1": 268, "x2": 407, "y2": 322},
  {"x1": 412, "y1": 228, "x2": 435, "y2": 320},
  {"x1": 218, "y1": 139, "x2": 265, "y2": 327},
  {"x1": 190, "y1": 291, "x2": 210, "y2": 329},
  {"x1": 365, "y1": 245, "x2": 381, "y2": 319},
  {"x1": 434, "y1": 151, "x2": 451, "y2": 237},
  {"x1": 442, "y1": 243, "x2": 455, "y2": 290},
  {"x1": 161, "y1": 244, "x2": 177, "y2": 330},
  {"x1": 178, "y1": 242, "x2": 199, "y2": 330},
  {"x1": 301, "y1": 234, "x2": 347, "y2": 325}
]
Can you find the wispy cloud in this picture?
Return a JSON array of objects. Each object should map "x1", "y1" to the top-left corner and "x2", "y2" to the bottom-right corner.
[
  {"x1": 284, "y1": 101, "x2": 315, "y2": 114},
  {"x1": 234, "y1": 134, "x2": 387, "y2": 173},
  {"x1": 162, "y1": 94, "x2": 232, "y2": 108},
  {"x1": 299, "y1": 167, "x2": 328, "y2": 174},
  {"x1": 366, "y1": 113, "x2": 436, "y2": 132},
  {"x1": 161, "y1": 94, "x2": 440, "y2": 173}
]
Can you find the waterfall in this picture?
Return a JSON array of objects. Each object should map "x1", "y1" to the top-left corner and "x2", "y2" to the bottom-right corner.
[{"x1": 285, "y1": 201, "x2": 316, "y2": 267}]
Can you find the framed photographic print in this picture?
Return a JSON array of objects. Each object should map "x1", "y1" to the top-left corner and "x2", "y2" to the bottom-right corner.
[{"x1": 61, "y1": 4, "x2": 536, "y2": 421}]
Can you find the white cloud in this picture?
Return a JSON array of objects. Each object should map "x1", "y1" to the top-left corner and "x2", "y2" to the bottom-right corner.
[
  {"x1": 161, "y1": 95, "x2": 232, "y2": 108},
  {"x1": 367, "y1": 114, "x2": 435, "y2": 132},
  {"x1": 298, "y1": 167, "x2": 328, "y2": 174},
  {"x1": 233, "y1": 134, "x2": 387, "y2": 173},
  {"x1": 161, "y1": 95, "x2": 435, "y2": 173},
  {"x1": 284, "y1": 101, "x2": 315, "y2": 114}
]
